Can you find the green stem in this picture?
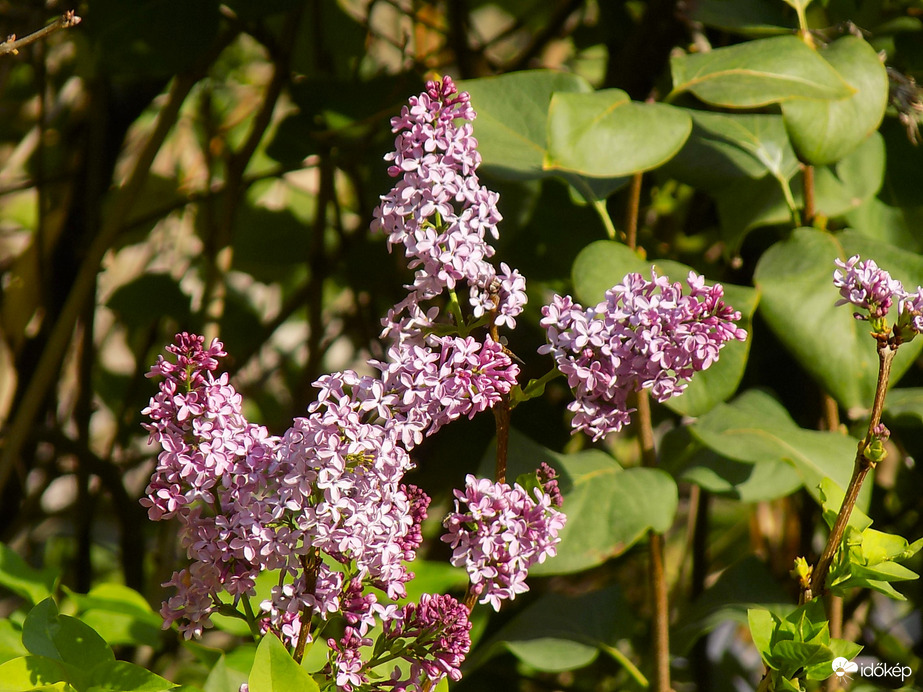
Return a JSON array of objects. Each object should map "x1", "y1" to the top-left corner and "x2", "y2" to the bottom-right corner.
[
  {"x1": 241, "y1": 595, "x2": 261, "y2": 642},
  {"x1": 600, "y1": 643, "x2": 650, "y2": 688},
  {"x1": 592, "y1": 199, "x2": 618, "y2": 241},
  {"x1": 447, "y1": 288, "x2": 467, "y2": 336}
]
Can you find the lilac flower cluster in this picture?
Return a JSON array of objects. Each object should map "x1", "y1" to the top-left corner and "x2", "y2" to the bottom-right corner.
[
  {"x1": 372, "y1": 76, "x2": 527, "y2": 341},
  {"x1": 539, "y1": 270, "x2": 747, "y2": 440},
  {"x1": 142, "y1": 335, "x2": 428, "y2": 643},
  {"x1": 144, "y1": 76, "x2": 567, "y2": 691},
  {"x1": 442, "y1": 472, "x2": 567, "y2": 611},
  {"x1": 833, "y1": 255, "x2": 923, "y2": 337}
]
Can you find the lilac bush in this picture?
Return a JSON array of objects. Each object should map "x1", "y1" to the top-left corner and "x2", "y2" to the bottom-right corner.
[
  {"x1": 141, "y1": 76, "x2": 746, "y2": 691},
  {"x1": 142, "y1": 76, "x2": 563, "y2": 691}
]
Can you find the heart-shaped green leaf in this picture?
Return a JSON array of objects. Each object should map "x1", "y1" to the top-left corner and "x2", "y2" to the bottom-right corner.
[
  {"x1": 782, "y1": 36, "x2": 888, "y2": 165},
  {"x1": 544, "y1": 90, "x2": 691, "y2": 177},
  {"x1": 458, "y1": 71, "x2": 593, "y2": 180},
  {"x1": 248, "y1": 634, "x2": 319, "y2": 692},
  {"x1": 754, "y1": 228, "x2": 923, "y2": 410},
  {"x1": 671, "y1": 35, "x2": 854, "y2": 108}
]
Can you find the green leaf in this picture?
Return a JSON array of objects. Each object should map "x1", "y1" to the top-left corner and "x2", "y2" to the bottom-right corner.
[
  {"x1": 544, "y1": 90, "x2": 691, "y2": 176},
  {"x1": 0, "y1": 544, "x2": 57, "y2": 607},
  {"x1": 0, "y1": 656, "x2": 75, "y2": 692},
  {"x1": 86, "y1": 660, "x2": 177, "y2": 691},
  {"x1": 203, "y1": 656, "x2": 248, "y2": 692},
  {"x1": 819, "y1": 477, "x2": 873, "y2": 532},
  {"x1": 64, "y1": 584, "x2": 164, "y2": 648},
  {"x1": 773, "y1": 641, "x2": 834, "y2": 678},
  {"x1": 689, "y1": 389, "x2": 866, "y2": 507},
  {"x1": 0, "y1": 620, "x2": 27, "y2": 666},
  {"x1": 670, "y1": 35, "x2": 854, "y2": 108},
  {"x1": 749, "y1": 608, "x2": 777, "y2": 663},
  {"x1": 662, "y1": 111, "x2": 799, "y2": 193},
  {"x1": 665, "y1": 427, "x2": 802, "y2": 502},
  {"x1": 782, "y1": 36, "x2": 888, "y2": 165},
  {"x1": 467, "y1": 587, "x2": 634, "y2": 673},
  {"x1": 22, "y1": 599, "x2": 114, "y2": 670},
  {"x1": 459, "y1": 71, "x2": 594, "y2": 180},
  {"x1": 754, "y1": 228, "x2": 923, "y2": 410},
  {"x1": 884, "y1": 387, "x2": 923, "y2": 425},
  {"x1": 248, "y1": 634, "x2": 319, "y2": 692},
  {"x1": 690, "y1": 0, "x2": 793, "y2": 36},
  {"x1": 486, "y1": 430, "x2": 677, "y2": 575},
  {"x1": 571, "y1": 240, "x2": 756, "y2": 416}
]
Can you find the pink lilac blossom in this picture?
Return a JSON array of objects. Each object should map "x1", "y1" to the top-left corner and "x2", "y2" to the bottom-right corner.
[
  {"x1": 380, "y1": 593, "x2": 472, "y2": 689},
  {"x1": 442, "y1": 473, "x2": 567, "y2": 611},
  {"x1": 372, "y1": 76, "x2": 526, "y2": 344},
  {"x1": 833, "y1": 255, "x2": 904, "y2": 320},
  {"x1": 539, "y1": 270, "x2": 748, "y2": 441},
  {"x1": 833, "y1": 255, "x2": 923, "y2": 336},
  {"x1": 142, "y1": 334, "x2": 431, "y2": 642}
]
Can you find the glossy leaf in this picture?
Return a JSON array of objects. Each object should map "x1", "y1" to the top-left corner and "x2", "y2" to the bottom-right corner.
[
  {"x1": 664, "y1": 427, "x2": 802, "y2": 502},
  {"x1": 486, "y1": 430, "x2": 677, "y2": 575},
  {"x1": 689, "y1": 389, "x2": 866, "y2": 506},
  {"x1": 544, "y1": 90, "x2": 691, "y2": 177},
  {"x1": 670, "y1": 35, "x2": 854, "y2": 108},
  {"x1": 65, "y1": 585, "x2": 164, "y2": 649},
  {"x1": 248, "y1": 634, "x2": 319, "y2": 692},
  {"x1": 85, "y1": 660, "x2": 177, "y2": 691},
  {"x1": 782, "y1": 36, "x2": 888, "y2": 165},
  {"x1": 22, "y1": 599, "x2": 114, "y2": 670},
  {"x1": 468, "y1": 587, "x2": 635, "y2": 673},
  {"x1": 0, "y1": 543, "x2": 57, "y2": 607},
  {"x1": 0, "y1": 656, "x2": 76, "y2": 692},
  {"x1": 754, "y1": 228, "x2": 923, "y2": 410},
  {"x1": 662, "y1": 111, "x2": 799, "y2": 192},
  {"x1": 459, "y1": 71, "x2": 594, "y2": 179},
  {"x1": 571, "y1": 240, "x2": 756, "y2": 416}
]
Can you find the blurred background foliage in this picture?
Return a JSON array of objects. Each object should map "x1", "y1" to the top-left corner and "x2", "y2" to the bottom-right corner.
[{"x1": 2, "y1": 0, "x2": 923, "y2": 690}]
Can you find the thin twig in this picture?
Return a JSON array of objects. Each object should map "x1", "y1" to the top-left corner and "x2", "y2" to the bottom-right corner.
[
  {"x1": 637, "y1": 391, "x2": 671, "y2": 692},
  {"x1": 626, "y1": 172, "x2": 643, "y2": 250},
  {"x1": 802, "y1": 164, "x2": 816, "y2": 228},
  {"x1": 0, "y1": 10, "x2": 81, "y2": 56}
]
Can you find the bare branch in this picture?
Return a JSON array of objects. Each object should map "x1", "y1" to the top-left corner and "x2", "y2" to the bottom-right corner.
[{"x1": 0, "y1": 10, "x2": 81, "y2": 57}]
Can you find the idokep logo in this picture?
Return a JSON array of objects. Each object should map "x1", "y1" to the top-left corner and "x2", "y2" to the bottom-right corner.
[
  {"x1": 831, "y1": 656, "x2": 913, "y2": 684},
  {"x1": 831, "y1": 657, "x2": 858, "y2": 680}
]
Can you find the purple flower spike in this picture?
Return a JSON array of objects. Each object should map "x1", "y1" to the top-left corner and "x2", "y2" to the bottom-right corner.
[
  {"x1": 442, "y1": 474, "x2": 566, "y2": 611},
  {"x1": 539, "y1": 269, "x2": 747, "y2": 440},
  {"x1": 833, "y1": 255, "x2": 904, "y2": 320}
]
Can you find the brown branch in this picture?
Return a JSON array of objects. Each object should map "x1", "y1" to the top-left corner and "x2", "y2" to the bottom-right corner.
[
  {"x1": 0, "y1": 10, "x2": 81, "y2": 56},
  {"x1": 808, "y1": 341, "x2": 895, "y2": 598}
]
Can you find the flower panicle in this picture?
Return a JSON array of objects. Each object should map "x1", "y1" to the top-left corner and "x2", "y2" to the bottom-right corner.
[{"x1": 539, "y1": 268, "x2": 747, "y2": 441}]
